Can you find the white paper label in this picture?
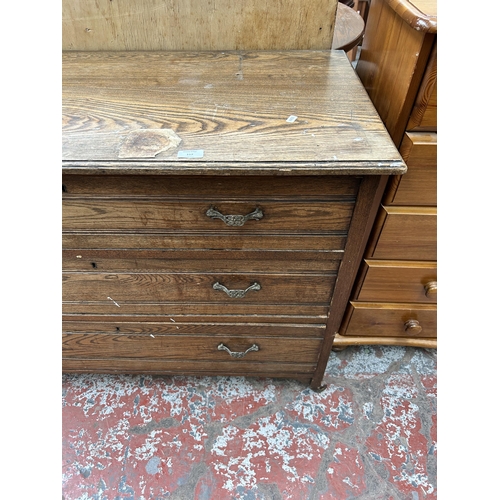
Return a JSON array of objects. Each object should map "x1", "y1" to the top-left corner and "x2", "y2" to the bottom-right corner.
[{"x1": 177, "y1": 149, "x2": 205, "y2": 158}]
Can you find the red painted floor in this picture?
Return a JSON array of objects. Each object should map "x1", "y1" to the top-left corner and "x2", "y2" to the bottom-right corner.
[{"x1": 62, "y1": 346, "x2": 437, "y2": 499}]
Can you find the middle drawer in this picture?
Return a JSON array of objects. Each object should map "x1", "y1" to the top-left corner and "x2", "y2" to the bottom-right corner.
[
  {"x1": 356, "y1": 260, "x2": 437, "y2": 303},
  {"x1": 369, "y1": 206, "x2": 437, "y2": 261},
  {"x1": 62, "y1": 272, "x2": 335, "y2": 304}
]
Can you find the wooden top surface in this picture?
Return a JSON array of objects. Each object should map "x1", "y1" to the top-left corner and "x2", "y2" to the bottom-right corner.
[
  {"x1": 62, "y1": 50, "x2": 405, "y2": 175},
  {"x1": 386, "y1": 0, "x2": 437, "y2": 33},
  {"x1": 332, "y1": 3, "x2": 365, "y2": 52}
]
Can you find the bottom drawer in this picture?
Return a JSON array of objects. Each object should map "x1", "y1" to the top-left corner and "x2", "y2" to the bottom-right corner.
[
  {"x1": 61, "y1": 358, "x2": 316, "y2": 380},
  {"x1": 62, "y1": 333, "x2": 323, "y2": 369},
  {"x1": 340, "y1": 302, "x2": 436, "y2": 338}
]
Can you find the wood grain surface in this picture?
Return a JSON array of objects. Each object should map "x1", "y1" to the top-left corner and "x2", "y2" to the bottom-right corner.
[
  {"x1": 355, "y1": 0, "x2": 435, "y2": 146},
  {"x1": 62, "y1": 174, "x2": 361, "y2": 197},
  {"x1": 333, "y1": 334, "x2": 436, "y2": 348},
  {"x1": 62, "y1": 51, "x2": 405, "y2": 174},
  {"x1": 385, "y1": 0, "x2": 436, "y2": 32},
  {"x1": 61, "y1": 358, "x2": 316, "y2": 379},
  {"x1": 62, "y1": 303, "x2": 329, "y2": 319},
  {"x1": 356, "y1": 260, "x2": 437, "y2": 303},
  {"x1": 62, "y1": 0, "x2": 338, "y2": 51},
  {"x1": 62, "y1": 272, "x2": 335, "y2": 304},
  {"x1": 369, "y1": 206, "x2": 437, "y2": 260},
  {"x1": 63, "y1": 199, "x2": 355, "y2": 231},
  {"x1": 384, "y1": 132, "x2": 437, "y2": 206},
  {"x1": 407, "y1": 44, "x2": 437, "y2": 130},
  {"x1": 62, "y1": 333, "x2": 323, "y2": 363},
  {"x1": 62, "y1": 249, "x2": 342, "y2": 274},
  {"x1": 341, "y1": 301, "x2": 437, "y2": 337},
  {"x1": 63, "y1": 321, "x2": 325, "y2": 337},
  {"x1": 332, "y1": 3, "x2": 365, "y2": 52}
]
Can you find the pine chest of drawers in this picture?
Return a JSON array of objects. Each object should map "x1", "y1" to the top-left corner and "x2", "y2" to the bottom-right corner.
[
  {"x1": 336, "y1": 0, "x2": 437, "y2": 349},
  {"x1": 62, "y1": 50, "x2": 405, "y2": 390}
]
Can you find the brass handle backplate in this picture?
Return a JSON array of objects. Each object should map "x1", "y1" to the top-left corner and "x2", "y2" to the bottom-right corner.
[
  {"x1": 404, "y1": 319, "x2": 422, "y2": 335},
  {"x1": 213, "y1": 281, "x2": 261, "y2": 298},
  {"x1": 218, "y1": 343, "x2": 259, "y2": 359},
  {"x1": 206, "y1": 206, "x2": 263, "y2": 226}
]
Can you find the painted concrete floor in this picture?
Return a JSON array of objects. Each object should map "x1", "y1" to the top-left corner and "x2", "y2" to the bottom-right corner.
[{"x1": 62, "y1": 346, "x2": 437, "y2": 500}]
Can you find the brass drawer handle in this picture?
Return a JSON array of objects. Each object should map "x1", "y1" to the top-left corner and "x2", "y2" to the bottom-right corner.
[
  {"x1": 424, "y1": 281, "x2": 437, "y2": 298},
  {"x1": 404, "y1": 319, "x2": 422, "y2": 335},
  {"x1": 213, "y1": 281, "x2": 261, "y2": 298},
  {"x1": 218, "y1": 343, "x2": 259, "y2": 359},
  {"x1": 206, "y1": 206, "x2": 263, "y2": 226}
]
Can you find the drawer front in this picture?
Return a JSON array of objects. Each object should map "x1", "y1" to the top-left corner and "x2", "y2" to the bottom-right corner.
[
  {"x1": 384, "y1": 132, "x2": 437, "y2": 206},
  {"x1": 62, "y1": 303, "x2": 330, "y2": 319},
  {"x1": 61, "y1": 358, "x2": 317, "y2": 378},
  {"x1": 357, "y1": 260, "x2": 437, "y2": 303},
  {"x1": 62, "y1": 174, "x2": 361, "y2": 198},
  {"x1": 62, "y1": 199, "x2": 355, "y2": 232},
  {"x1": 62, "y1": 249, "x2": 342, "y2": 273},
  {"x1": 62, "y1": 333, "x2": 323, "y2": 364},
  {"x1": 62, "y1": 272, "x2": 335, "y2": 304},
  {"x1": 62, "y1": 318, "x2": 326, "y2": 337},
  {"x1": 370, "y1": 206, "x2": 437, "y2": 261},
  {"x1": 341, "y1": 302, "x2": 437, "y2": 338},
  {"x1": 62, "y1": 233, "x2": 347, "y2": 252}
]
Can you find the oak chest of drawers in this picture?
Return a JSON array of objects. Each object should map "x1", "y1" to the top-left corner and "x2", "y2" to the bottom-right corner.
[
  {"x1": 336, "y1": 0, "x2": 437, "y2": 348},
  {"x1": 62, "y1": 50, "x2": 405, "y2": 390}
]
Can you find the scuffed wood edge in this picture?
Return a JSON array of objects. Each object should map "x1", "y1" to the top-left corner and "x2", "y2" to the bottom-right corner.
[
  {"x1": 310, "y1": 175, "x2": 389, "y2": 389},
  {"x1": 386, "y1": 0, "x2": 437, "y2": 33},
  {"x1": 61, "y1": 161, "x2": 407, "y2": 176}
]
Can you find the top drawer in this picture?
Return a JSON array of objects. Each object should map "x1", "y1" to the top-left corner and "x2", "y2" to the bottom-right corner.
[
  {"x1": 62, "y1": 175, "x2": 361, "y2": 198},
  {"x1": 63, "y1": 199, "x2": 355, "y2": 232},
  {"x1": 62, "y1": 175, "x2": 359, "y2": 232},
  {"x1": 384, "y1": 132, "x2": 436, "y2": 207}
]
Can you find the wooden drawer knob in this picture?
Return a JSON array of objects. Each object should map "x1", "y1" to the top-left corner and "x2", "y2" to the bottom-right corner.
[
  {"x1": 424, "y1": 281, "x2": 437, "y2": 298},
  {"x1": 404, "y1": 319, "x2": 422, "y2": 335}
]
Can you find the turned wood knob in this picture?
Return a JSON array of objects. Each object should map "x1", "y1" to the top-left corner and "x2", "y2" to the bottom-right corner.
[
  {"x1": 404, "y1": 319, "x2": 422, "y2": 335},
  {"x1": 424, "y1": 281, "x2": 437, "y2": 298}
]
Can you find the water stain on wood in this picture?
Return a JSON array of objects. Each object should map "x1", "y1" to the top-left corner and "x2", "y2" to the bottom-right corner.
[{"x1": 118, "y1": 129, "x2": 182, "y2": 158}]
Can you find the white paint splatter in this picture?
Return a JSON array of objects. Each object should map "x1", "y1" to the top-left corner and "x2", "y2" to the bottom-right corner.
[{"x1": 343, "y1": 347, "x2": 406, "y2": 379}]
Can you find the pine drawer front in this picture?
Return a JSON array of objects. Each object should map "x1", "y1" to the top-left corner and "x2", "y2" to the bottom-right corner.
[
  {"x1": 62, "y1": 272, "x2": 335, "y2": 305},
  {"x1": 62, "y1": 334, "x2": 323, "y2": 363},
  {"x1": 370, "y1": 206, "x2": 437, "y2": 261},
  {"x1": 384, "y1": 132, "x2": 437, "y2": 206},
  {"x1": 356, "y1": 260, "x2": 437, "y2": 303},
  {"x1": 342, "y1": 302, "x2": 437, "y2": 338}
]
